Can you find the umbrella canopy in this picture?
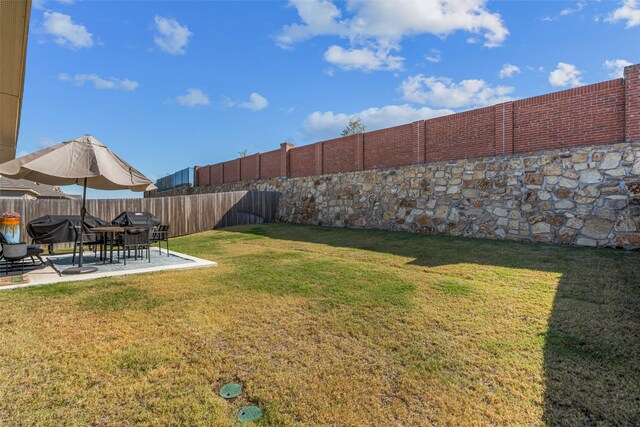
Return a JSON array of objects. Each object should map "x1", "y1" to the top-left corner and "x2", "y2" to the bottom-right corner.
[{"x1": 0, "y1": 135, "x2": 156, "y2": 191}]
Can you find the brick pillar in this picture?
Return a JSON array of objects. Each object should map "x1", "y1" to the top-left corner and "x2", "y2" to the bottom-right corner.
[
  {"x1": 494, "y1": 102, "x2": 514, "y2": 156},
  {"x1": 625, "y1": 64, "x2": 640, "y2": 142},
  {"x1": 355, "y1": 133, "x2": 365, "y2": 170},
  {"x1": 222, "y1": 162, "x2": 228, "y2": 184},
  {"x1": 219, "y1": 164, "x2": 224, "y2": 184},
  {"x1": 236, "y1": 158, "x2": 241, "y2": 182},
  {"x1": 413, "y1": 120, "x2": 426, "y2": 164},
  {"x1": 194, "y1": 166, "x2": 201, "y2": 186},
  {"x1": 315, "y1": 142, "x2": 323, "y2": 176},
  {"x1": 280, "y1": 142, "x2": 294, "y2": 178},
  {"x1": 423, "y1": 120, "x2": 430, "y2": 163},
  {"x1": 256, "y1": 153, "x2": 261, "y2": 179}
]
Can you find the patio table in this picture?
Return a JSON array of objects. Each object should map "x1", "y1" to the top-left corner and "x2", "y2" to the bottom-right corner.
[{"x1": 91, "y1": 226, "x2": 148, "y2": 264}]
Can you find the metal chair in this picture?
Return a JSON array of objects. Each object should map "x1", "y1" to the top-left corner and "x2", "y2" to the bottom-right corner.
[
  {"x1": 1, "y1": 243, "x2": 29, "y2": 275},
  {"x1": 122, "y1": 227, "x2": 151, "y2": 265},
  {"x1": 149, "y1": 225, "x2": 170, "y2": 257},
  {"x1": 0, "y1": 232, "x2": 44, "y2": 268},
  {"x1": 71, "y1": 225, "x2": 104, "y2": 265}
]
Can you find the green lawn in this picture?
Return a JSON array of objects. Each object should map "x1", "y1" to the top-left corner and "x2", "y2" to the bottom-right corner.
[{"x1": 1, "y1": 224, "x2": 638, "y2": 426}]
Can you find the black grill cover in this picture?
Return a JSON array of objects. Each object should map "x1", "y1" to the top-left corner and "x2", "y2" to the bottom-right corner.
[
  {"x1": 111, "y1": 211, "x2": 161, "y2": 227},
  {"x1": 27, "y1": 215, "x2": 109, "y2": 244}
]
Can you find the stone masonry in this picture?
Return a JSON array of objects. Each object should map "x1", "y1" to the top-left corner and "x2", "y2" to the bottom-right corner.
[{"x1": 156, "y1": 142, "x2": 640, "y2": 249}]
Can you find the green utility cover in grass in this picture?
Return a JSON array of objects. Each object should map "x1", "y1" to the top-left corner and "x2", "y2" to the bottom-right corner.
[
  {"x1": 237, "y1": 406, "x2": 262, "y2": 422},
  {"x1": 220, "y1": 383, "x2": 242, "y2": 399}
]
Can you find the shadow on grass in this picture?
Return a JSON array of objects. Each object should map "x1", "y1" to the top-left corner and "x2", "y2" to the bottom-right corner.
[{"x1": 226, "y1": 223, "x2": 640, "y2": 425}]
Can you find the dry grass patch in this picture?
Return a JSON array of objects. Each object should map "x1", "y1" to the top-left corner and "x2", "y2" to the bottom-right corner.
[{"x1": 1, "y1": 223, "x2": 638, "y2": 426}]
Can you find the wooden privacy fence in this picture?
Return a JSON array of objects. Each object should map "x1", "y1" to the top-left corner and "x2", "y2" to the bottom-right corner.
[{"x1": 0, "y1": 191, "x2": 280, "y2": 242}]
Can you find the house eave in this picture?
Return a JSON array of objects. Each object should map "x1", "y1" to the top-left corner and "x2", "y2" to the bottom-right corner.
[{"x1": 0, "y1": 0, "x2": 31, "y2": 164}]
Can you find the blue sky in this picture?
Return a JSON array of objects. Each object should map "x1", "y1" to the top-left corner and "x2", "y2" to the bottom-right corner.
[{"x1": 16, "y1": 0, "x2": 640, "y2": 198}]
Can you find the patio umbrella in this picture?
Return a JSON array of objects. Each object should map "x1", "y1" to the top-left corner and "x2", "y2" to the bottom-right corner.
[{"x1": 0, "y1": 135, "x2": 156, "y2": 274}]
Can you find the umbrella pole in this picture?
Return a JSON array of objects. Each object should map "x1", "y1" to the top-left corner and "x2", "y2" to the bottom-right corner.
[
  {"x1": 78, "y1": 178, "x2": 87, "y2": 267},
  {"x1": 62, "y1": 178, "x2": 98, "y2": 275}
]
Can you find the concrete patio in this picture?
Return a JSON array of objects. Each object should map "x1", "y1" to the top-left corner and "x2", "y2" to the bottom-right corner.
[{"x1": 0, "y1": 247, "x2": 216, "y2": 291}]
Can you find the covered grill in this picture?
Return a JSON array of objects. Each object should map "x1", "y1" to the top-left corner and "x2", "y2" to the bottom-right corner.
[
  {"x1": 111, "y1": 211, "x2": 161, "y2": 228},
  {"x1": 27, "y1": 214, "x2": 109, "y2": 244}
]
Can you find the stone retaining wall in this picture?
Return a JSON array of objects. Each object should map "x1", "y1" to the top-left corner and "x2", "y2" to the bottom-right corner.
[{"x1": 155, "y1": 142, "x2": 640, "y2": 249}]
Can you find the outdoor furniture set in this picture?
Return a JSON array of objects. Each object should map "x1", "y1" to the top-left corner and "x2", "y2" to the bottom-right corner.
[
  {"x1": 35, "y1": 211, "x2": 169, "y2": 265},
  {"x1": 90, "y1": 223, "x2": 170, "y2": 265},
  {"x1": 0, "y1": 211, "x2": 169, "y2": 275}
]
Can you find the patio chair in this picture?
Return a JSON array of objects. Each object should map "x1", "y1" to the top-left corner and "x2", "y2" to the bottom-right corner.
[
  {"x1": 0, "y1": 243, "x2": 28, "y2": 275},
  {"x1": 0, "y1": 232, "x2": 44, "y2": 267},
  {"x1": 71, "y1": 225, "x2": 104, "y2": 265},
  {"x1": 121, "y1": 227, "x2": 151, "y2": 265},
  {"x1": 149, "y1": 225, "x2": 170, "y2": 257}
]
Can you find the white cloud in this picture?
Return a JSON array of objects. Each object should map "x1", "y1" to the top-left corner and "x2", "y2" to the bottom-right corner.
[
  {"x1": 176, "y1": 88, "x2": 210, "y2": 107},
  {"x1": 34, "y1": 0, "x2": 75, "y2": 10},
  {"x1": 58, "y1": 73, "x2": 139, "y2": 90},
  {"x1": 560, "y1": 1, "x2": 586, "y2": 16},
  {"x1": 303, "y1": 104, "x2": 454, "y2": 139},
  {"x1": 239, "y1": 93, "x2": 269, "y2": 111},
  {"x1": 499, "y1": 64, "x2": 520, "y2": 78},
  {"x1": 548, "y1": 62, "x2": 584, "y2": 87},
  {"x1": 606, "y1": 0, "x2": 640, "y2": 27},
  {"x1": 400, "y1": 75, "x2": 514, "y2": 108},
  {"x1": 279, "y1": 0, "x2": 508, "y2": 47},
  {"x1": 603, "y1": 59, "x2": 633, "y2": 78},
  {"x1": 42, "y1": 11, "x2": 93, "y2": 49},
  {"x1": 324, "y1": 45, "x2": 403, "y2": 71},
  {"x1": 276, "y1": 0, "x2": 508, "y2": 71},
  {"x1": 276, "y1": 0, "x2": 347, "y2": 47},
  {"x1": 153, "y1": 16, "x2": 192, "y2": 55},
  {"x1": 542, "y1": 1, "x2": 587, "y2": 21},
  {"x1": 425, "y1": 49, "x2": 441, "y2": 63}
]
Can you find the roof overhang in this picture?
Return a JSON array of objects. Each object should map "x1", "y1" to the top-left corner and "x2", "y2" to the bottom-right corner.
[
  {"x1": 0, "y1": 186, "x2": 40, "y2": 196},
  {"x1": 0, "y1": 0, "x2": 31, "y2": 164}
]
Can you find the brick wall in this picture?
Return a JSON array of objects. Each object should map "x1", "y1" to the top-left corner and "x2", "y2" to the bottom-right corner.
[
  {"x1": 625, "y1": 64, "x2": 640, "y2": 142},
  {"x1": 211, "y1": 164, "x2": 223, "y2": 184},
  {"x1": 364, "y1": 123, "x2": 418, "y2": 170},
  {"x1": 513, "y1": 79, "x2": 625, "y2": 153},
  {"x1": 190, "y1": 64, "x2": 639, "y2": 187},
  {"x1": 240, "y1": 154, "x2": 259, "y2": 181},
  {"x1": 426, "y1": 106, "x2": 495, "y2": 161},
  {"x1": 223, "y1": 159, "x2": 240, "y2": 183},
  {"x1": 259, "y1": 149, "x2": 280, "y2": 179},
  {"x1": 321, "y1": 135, "x2": 357, "y2": 174},
  {"x1": 290, "y1": 144, "x2": 317, "y2": 178},
  {"x1": 196, "y1": 166, "x2": 210, "y2": 186}
]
